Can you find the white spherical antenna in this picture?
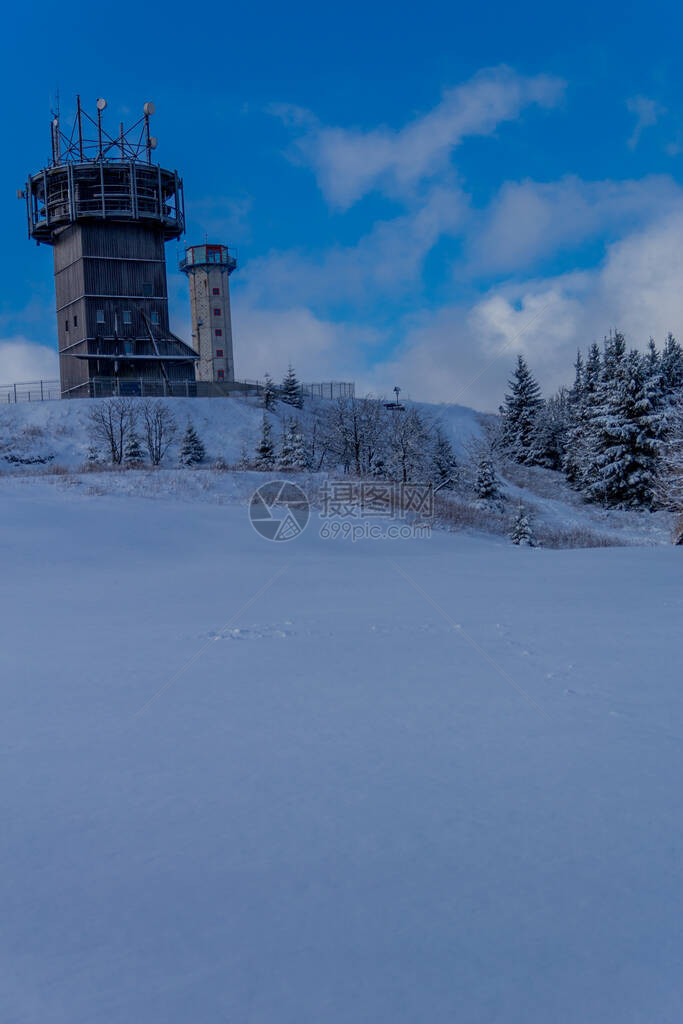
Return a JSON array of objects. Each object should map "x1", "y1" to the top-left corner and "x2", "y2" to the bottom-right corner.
[
  {"x1": 143, "y1": 102, "x2": 155, "y2": 116},
  {"x1": 96, "y1": 98, "x2": 107, "y2": 111},
  {"x1": 149, "y1": 136, "x2": 158, "y2": 150},
  {"x1": 52, "y1": 117, "x2": 59, "y2": 127}
]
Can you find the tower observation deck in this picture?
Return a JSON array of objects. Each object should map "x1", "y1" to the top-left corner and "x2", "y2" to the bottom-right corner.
[{"x1": 22, "y1": 97, "x2": 198, "y2": 397}]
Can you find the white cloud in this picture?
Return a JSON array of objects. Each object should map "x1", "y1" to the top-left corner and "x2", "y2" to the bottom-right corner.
[
  {"x1": 231, "y1": 304, "x2": 383, "y2": 383},
  {"x1": 626, "y1": 95, "x2": 664, "y2": 150},
  {"x1": 0, "y1": 339, "x2": 58, "y2": 384},
  {"x1": 468, "y1": 174, "x2": 682, "y2": 274},
  {"x1": 279, "y1": 66, "x2": 565, "y2": 208},
  {"x1": 241, "y1": 183, "x2": 469, "y2": 308},
  {"x1": 185, "y1": 195, "x2": 252, "y2": 243},
  {"x1": 367, "y1": 210, "x2": 683, "y2": 410}
]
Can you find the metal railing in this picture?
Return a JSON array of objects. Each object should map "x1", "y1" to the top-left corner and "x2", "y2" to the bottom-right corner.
[
  {"x1": 1, "y1": 380, "x2": 61, "y2": 403},
  {"x1": 0, "y1": 376, "x2": 356, "y2": 403}
]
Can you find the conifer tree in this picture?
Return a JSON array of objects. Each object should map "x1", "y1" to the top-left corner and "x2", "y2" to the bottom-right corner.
[
  {"x1": 255, "y1": 415, "x2": 276, "y2": 470},
  {"x1": 564, "y1": 343, "x2": 602, "y2": 486},
  {"x1": 509, "y1": 505, "x2": 538, "y2": 546},
  {"x1": 474, "y1": 453, "x2": 504, "y2": 508},
  {"x1": 645, "y1": 337, "x2": 660, "y2": 376},
  {"x1": 584, "y1": 342, "x2": 664, "y2": 507},
  {"x1": 500, "y1": 355, "x2": 543, "y2": 463},
  {"x1": 563, "y1": 351, "x2": 586, "y2": 484},
  {"x1": 430, "y1": 428, "x2": 458, "y2": 490},
  {"x1": 289, "y1": 420, "x2": 310, "y2": 471},
  {"x1": 179, "y1": 422, "x2": 206, "y2": 466},
  {"x1": 124, "y1": 432, "x2": 145, "y2": 466},
  {"x1": 661, "y1": 333, "x2": 683, "y2": 397},
  {"x1": 278, "y1": 420, "x2": 296, "y2": 470},
  {"x1": 238, "y1": 442, "x2": 251, "y2": 470},
  {"x1": 530, "y1": 389, "x2": 570, "y2": 470},
  {"x1": 262, "y1": 373, "x2": 278, "y2": 410},
  {"x1": 281, "y1": 364, "x2": 303, "y2": 408}
]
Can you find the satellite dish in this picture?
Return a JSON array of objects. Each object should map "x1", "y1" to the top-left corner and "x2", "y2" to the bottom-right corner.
[
  {"x1": 96, "y1": 98, "x2": 107, "y2": 111},
  {"x1": 143, "y1": 102, "x2": 155, "y2": 116},
  {"x1": 149, "y1": 136, "x2": 158, "y2": 150},
  {"x1": 17, "y1": 190, "x2": 25, "y2": 200},
  {"x1": 52, "y1": 117, "x2": 59, "y2": 127}
]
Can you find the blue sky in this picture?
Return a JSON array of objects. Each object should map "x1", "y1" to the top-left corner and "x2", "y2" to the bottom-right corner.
[{"x1": 3, "y1": 0, "x2": 683, "y2": 409}]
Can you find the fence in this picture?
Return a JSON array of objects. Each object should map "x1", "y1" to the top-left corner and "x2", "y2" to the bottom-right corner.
[
  {"x1": 0, "y1": 377, "x2": 356, "y2": 403},
  {"x1": 1, "y1": 380, "x2": 61, "y2": 403}
]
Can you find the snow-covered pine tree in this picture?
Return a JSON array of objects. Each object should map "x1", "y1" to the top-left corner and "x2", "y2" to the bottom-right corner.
[
  {"x1": 289, "y1": 420, "x2": 310, "y2": 471},
  {"x1": 563, "y1": 351, "x2": 585, "y2": 484},
  {"x1": 530, "y1": 389, "x2": 570, "y2": 470},
  {"x1": 238, "y1": 442, "x2": 251, "y2": 470},
  {"x1": 278, "y1": 420, "x2": 296, "y2": 470},
  {"x1": 564, "y1": 342, "x2": 602, "y2": 487},
  {"x1": 124, "y1": 432, "x2": 145, "y2": 466},
  {"x1": 474, "y1": 453, "x2": 504, "y2": 509},
  {"x1": 262, "y1": 373, "x2": 278, "y2": 410},
  {"x1": 645, "y1": 337, "x2": 660, "y2": 376},
  {"x1": 281, "y1": 364, "x2": 303, "y2": 408},
  {"x1": 500, "y1": 355, "x2": 543, "y2": 463},
  {"x1": 509, "y1": 505, "x2": 538, "y2": 546},
  {"x1": 179, "y1": 422, "x2": 206, "y2": 466},
  {"x1": 429, "y1": 428, "x2": 458, "y2": 490},
  {"x1": 656, "y1": 397, "x2": 683, "y2": 511},
  {"x1": 661, "y1": 333, "x2": 683, "y2": 397},
  {"x1": 584, "y1": 342, "x2": 664, "y2": 508},
  {"x1": 254, "y1": 414, "x2": 276, "y2": 470}
]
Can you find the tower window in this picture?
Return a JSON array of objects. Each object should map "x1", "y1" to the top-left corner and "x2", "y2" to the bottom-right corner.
[
  {"x1": 65, "y1": 319, "x2": 69, "y2": 332},
  {"x1": 73, "y1": 315, "x2": 78, "y2": 328},
  {"x1": 122, "y1": 310, "x2": 132, "y2": 325},
  {"x1": 214, "y1": 328, "x2": 222, "y2": 337},
  {"x1": 213, "y1": 308, "x2": 221, "y2": 317},
  {"x1": 216, "y1": 349, "x2": 223, "y2": 357},
  {"x1": 96, "y1": 309, "x2": 105, "y2": 324},
  {"x1": 212, "y1": 287, "x2": 220, "y2": 295},
  {"x1": 217, "y1": 370, "x2": 224, "y2": 379},
  {"x1": 151, "y1": 311, "x2": 160, "y2": 324},
  {"x1": 142, "y1": 282, "x2": 153, "y2": 296}
]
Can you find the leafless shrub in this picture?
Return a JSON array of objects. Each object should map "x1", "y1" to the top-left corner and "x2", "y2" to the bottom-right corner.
[
  {"x1": 533, "y1": 523, "x2": 624, "y2": 549},
  {"x1": 434, "y1": 491, "x2": 622, "y2": 547},
  {"x1": 21, "y1": 424, "x2": 45, "y2": 440},
  {"x1": 435, "y1": 493, "x2": 509, "y2": 536}
]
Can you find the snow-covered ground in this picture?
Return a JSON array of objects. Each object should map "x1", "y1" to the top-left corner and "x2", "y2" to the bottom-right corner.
[
  {"x1": 0, "y1": 393, "x2": 675, "y2": 546},
  {"x1": 0, "y1": 394, "x2": 485, "y2": 469},
  {"x1": 1, "y1": 464, "x2": 683, "y2": 1022}
]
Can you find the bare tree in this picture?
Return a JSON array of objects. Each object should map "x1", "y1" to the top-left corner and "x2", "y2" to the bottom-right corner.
[
  {"x1": 318, "y1": 397, "x2": 390, "y2": 475},
  {"x1": 88, "y1": 399, "x2": 137, "y2": 465},
  {"x1": 140, "y1": 400, "x2": 178, "y2": 466},
  {"x1": 385, "y1": 407, "x2": 431, "y2": 482}
]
